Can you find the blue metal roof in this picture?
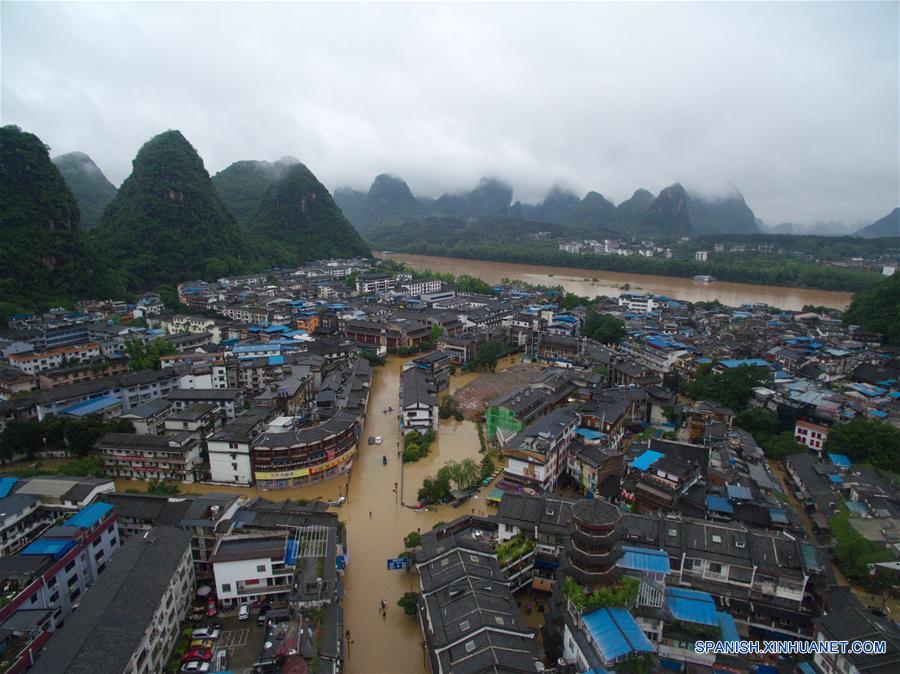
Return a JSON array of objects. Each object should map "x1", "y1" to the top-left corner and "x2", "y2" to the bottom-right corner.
[
  {"x1": 726, "y1": 484, "x2": 753, "y2": 500},
  {"x1": 58, "y1": 395, "x2": 121, "y2": 417},
  {"x1": 284, "y1": 536, "x2": 299, "y2": 566},
  {"x1": 582, "y1": 608, "x2": 655, "y2": 663},
  {"x1": 577, "y1": 428, "x2": 605, "y2": 440},
  {"x1": 845, "y1": 500, "x2": 869, "y2": 515},
  {"x1": 707, "y1": 495, "x2": 734, "y2": 514},
  {"x1": 630, "y1": 450, "x2": 663, "y2": 471},
  {"x1": 65, "y1": 502, "x2": 113, "y2": 529},
  {"x1": 717, "y1": 611, "x2": 741, "y2": 643},
  {"x1": 719, "y1": 358, "x2": 769, "y2": 369},
  {"x1": 828, "y1": 453, "x2": 851, "y2": 468},
  {"x1": 619, "y1": 546, "x2": 670, "y2": 574},
  {"x1": 268, "y1": 355, "x2": 285, "y2": 366},
  {"x1": 21, "y1": 538, "x2": 76, "y2": 560},
  {"x1": 0, "y1": 477, "x2": 17, "y2": 499},
  {"x1": 828, "y1": 474, "x2": 844, "y2": 484},
  {"x1": 768, "y1": 508, "x2": 789, "y2": 524},
  {"x1": 665, "y1": 587, "x2": 718, "y2": 626}
]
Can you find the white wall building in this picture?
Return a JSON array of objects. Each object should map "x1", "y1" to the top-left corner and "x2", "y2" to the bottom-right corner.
[{"x1": 211, "y1": 533, "x2": 293, "y2": 607}]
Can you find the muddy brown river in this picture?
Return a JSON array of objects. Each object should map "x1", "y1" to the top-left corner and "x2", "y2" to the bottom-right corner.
[{"x1": 378, "y1": 251, "x2": 854, "y2": 311}]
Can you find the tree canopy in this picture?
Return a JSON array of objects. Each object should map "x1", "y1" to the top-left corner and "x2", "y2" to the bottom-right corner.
[
  {"x1": 824, "y1": 417, "x2": 900, "y2": 473},
  {"x1": 684, "y1": 364, "x2": 771, "y2": 412},
  {"x1": 581, "y1": 311, "x2": 626, "y2": 344}
]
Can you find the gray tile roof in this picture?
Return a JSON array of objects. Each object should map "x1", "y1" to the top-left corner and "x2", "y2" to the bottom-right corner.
[{"x1": 32, "y1": 526, "x2": 191, "y2": 674}]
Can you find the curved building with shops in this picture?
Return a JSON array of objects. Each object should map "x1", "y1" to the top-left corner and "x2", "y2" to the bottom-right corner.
[{"x1": 252, "y1": 411, "x2": 360, "y2": 489}]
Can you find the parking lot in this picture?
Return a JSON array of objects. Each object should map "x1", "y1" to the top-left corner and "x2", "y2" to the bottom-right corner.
[{"x1": 213, "y1": 609, "x2": 265, "y2": 673}]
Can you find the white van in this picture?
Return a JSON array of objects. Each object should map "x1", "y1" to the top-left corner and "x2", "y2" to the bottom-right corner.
[{"x1": 238, "y1": 604, "x2": 250, "y2": 621}]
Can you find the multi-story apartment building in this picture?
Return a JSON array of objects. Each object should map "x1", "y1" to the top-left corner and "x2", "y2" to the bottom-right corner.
[
  {"x1": 400, "y1": 367, "x2": 438, "y2": 433},
  {"x1": 794, "y1": 418, "x2": 829, "y2": 452},
  {"x1": 210, "y1": 533, "x2": 293, "y2": 608},
  {"x1": 119, "y1": 398, "x2": 172, "y2": 435},
  {"x1": 166, "y1": 388, "x2": 244, "y2": 419},
  {"x1": 501, "y1": 406, "x2": 579, "y2": 492},
  {"x1": 8, "y1": 342, "x2": 102, "y2": 375},
  {"x1": 207, "y1": 414, "x2": 268, "y2": 485},
  {"x1": 354, "y1": 272, "x2": 394, "y2": 294},
  {"x1": 252, "y1": 411, "x2": 360, "y2": 489},
  {"x1": 32, "y1": 368, "x2": 184, "y2": 421},
  {"x1": 618, "y1": 292, "x2": 658, "y2": 313},
  {"x1": 622, "y1": 334, "x2": 692, "y2": 374},
  {"x1": 32, "y1": 526, "x2": 194, "y2": 674},
  {"x1": 96, "y1": 432, "x2": 202, "y2": 483},
  {"x1": 0, "y1": 503, "x2": 120, "y2": 672},
  {"x1": 400, "y1": 278, "x2": 442, "y2": 296}
]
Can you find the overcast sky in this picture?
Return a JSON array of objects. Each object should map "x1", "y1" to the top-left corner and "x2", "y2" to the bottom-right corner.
[{"x1": 2, "y1": 1, "x2": 898, "y2": 227}]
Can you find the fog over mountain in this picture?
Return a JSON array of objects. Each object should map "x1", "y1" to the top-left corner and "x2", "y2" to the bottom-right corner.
[{"x1": 2, "y1": 2, "x2": 897, "y2": 227}]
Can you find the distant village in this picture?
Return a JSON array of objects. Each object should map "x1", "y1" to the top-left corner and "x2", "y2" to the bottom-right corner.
[
  {"x1": 0, "y1": 257, "x2": 898, "y2": 674},
  {"x1": 557, "y1": 236, "x2": 899, "y2": 277}
]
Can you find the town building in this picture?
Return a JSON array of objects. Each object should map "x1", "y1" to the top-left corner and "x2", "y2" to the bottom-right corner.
[
  {"x1": 501, "y1": 406, "x2": 579, "y2": 492},
  {"x1": 400, "y1": 367, "x2": 438, "y2": 433},
  {"x1": 252, "y1": 411, "x2": 360, "y2": 489},
  {"x1": 95, "y1": 432, "x2": 202, "y2": 483},
  {"x1": 32, "y1": 526, "x2": 194, "y2": 674},
  {"x1": 207, "y1": 413, "x2": 268, "y2": 485}
]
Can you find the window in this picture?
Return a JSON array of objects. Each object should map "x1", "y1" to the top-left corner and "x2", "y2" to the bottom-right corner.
[
  {"x1": 709, "y1": 563, "x2": 722, "y2": 574},
  {"x1": 257, "y1": 565, "x2": 266, "y2": 573},
  {"x1": 70, "y1": 588, "x2": 81, "y2": 601},
  {"x1": 30, "y1": 594, "x2": 38, "y2": 604},
  {"x1": 221, "y1": 583, "x2": 231, "y2": 593},
  {"x1": 92, "y1": 538, "x2": 102, "y2": 547},
  {"x1": 711, "y1": 534, "x2": 722, "y2": 544},
  {"x1": 64, "y1": 561, "x2": 76, "y2": 573},
  {"x1": 464, "y1": 641, "x2": 476, "y2": 653},
  {"x1": 49, "y1": 592, "x2": 59, "y2": 603}
]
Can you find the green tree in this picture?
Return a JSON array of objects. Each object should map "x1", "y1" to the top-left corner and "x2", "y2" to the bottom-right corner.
[
  {"x1": 843, "y1": 273, "x2": 900, "y2": 345},
  {"x1": 735, "y1": 407, "x2": 780, "y2": 438},
  {"x1": 125, "y1": 337, "x2": 176, "y2": 370},
  {"x1": 147, "y1": 478, "x2": 180, "y2": 495},
  {"x1": 403, "y1": 531, "x2": 422, "y2": 549},
  {"x1": 479, "y1": 454, "x2": 495, "y2": 481},
  {"x1": 685, "y1": 365, "x2": 771, "y2": 412},
  {"x1": 580, "y1": 311, "x2": 626, "y2": 344},
  {"x1": 0, "y1": 420, "x2": 45, "y2": 460},
  {"x1": 397, "y1": 592, "x2": 420, "y2": 616},
  {"x1": 425, "y1": 324, "x2": 444, "y2": 350},
  {"x1": 473, "y1": 340, "x2": 506, "y2": 372},
  {"x1": 825, "y1": 418, "x2": 900, "y2": 473}
]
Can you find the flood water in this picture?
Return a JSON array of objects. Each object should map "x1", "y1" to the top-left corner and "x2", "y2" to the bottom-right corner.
[
  {"x1": 108, "y1": 357, "x2": 497, "y2": 673},
  {"x1": 378, "y1": 251, "x2": 854, "y2": 311}
]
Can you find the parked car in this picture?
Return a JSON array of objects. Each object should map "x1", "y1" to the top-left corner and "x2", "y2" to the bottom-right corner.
[
  {"x1": 181, "y1": 649, "x2": 213, "y2": 663},
  {"x1": 191, "y1": 628, "x2": 221, "y2": 640},
  {"x1": 190, "y1": 639, "x2": 215, "y2": 650},
  {"x1": 257, "y1": 606, "x2": 269, "y2": 626},
  {"x1": 238, "y1": 604, "x2": 250, "y2": 621},
  {"x1": 374, "y1": 436, "x2": 383, "y2": 444},
  {"x1": 367, "y1": 436, "x2": 375, "y2": 445},
  {"x1": 180, "y1": 662, "x2": 211, "y2": 674}
]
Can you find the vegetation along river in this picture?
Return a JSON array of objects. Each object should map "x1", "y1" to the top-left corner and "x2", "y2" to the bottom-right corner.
[{"x1": 378, "y1": 252, "x2": 854, "y2": 311}]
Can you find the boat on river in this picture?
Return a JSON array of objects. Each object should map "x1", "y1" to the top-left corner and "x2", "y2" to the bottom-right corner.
[{"x1": 693, "y1": 275, "x2": 715, "y2": 283}]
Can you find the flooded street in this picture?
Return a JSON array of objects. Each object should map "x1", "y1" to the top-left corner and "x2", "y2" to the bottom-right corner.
[
  {"x1": 379, "y1": 251, "x2": 855, "y2": 311},
  {"x1": 110, "y1": 358, "x2": 495, "y2": 674},
  {"x1": 6, "y1": 357, "x2": 511, "y2": 673}
]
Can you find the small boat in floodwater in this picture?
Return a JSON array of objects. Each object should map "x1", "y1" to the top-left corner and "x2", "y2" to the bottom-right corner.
[{"x1": 693, "y1": 275, "x2": 715, "y2": 283}]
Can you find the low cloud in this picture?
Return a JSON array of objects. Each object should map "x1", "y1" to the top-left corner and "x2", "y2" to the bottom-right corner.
[{"x1": 1, "y1": 2, "x2": 897, "y2": 225}]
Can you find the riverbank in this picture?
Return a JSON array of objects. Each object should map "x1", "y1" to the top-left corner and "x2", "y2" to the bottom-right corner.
[
  {"x1": 379, "y1": 251, "x2": 855, "y2": 311},
  {"x1": 374, "y1": 240, "x2": 880, "y2": 293}
]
